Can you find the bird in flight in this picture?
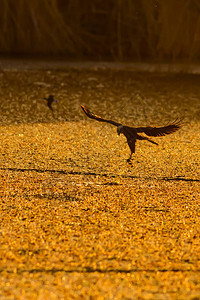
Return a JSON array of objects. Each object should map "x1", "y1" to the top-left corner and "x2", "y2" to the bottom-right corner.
[
  {"x1": 81, "y1": 105, "x2": 182, "y2": 162},
  {"x1": 44, "y1": 95, "x2": 57, "y2": 111}
]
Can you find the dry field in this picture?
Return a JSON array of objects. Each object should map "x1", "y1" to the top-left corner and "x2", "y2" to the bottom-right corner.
[{"x1": 0, "y1": 66, "x2": 200, "y2": 299}]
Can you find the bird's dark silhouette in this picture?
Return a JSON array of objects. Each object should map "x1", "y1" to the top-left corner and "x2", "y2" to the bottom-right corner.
[
  {"x1": 44, "y1": 95, "x2": 57, "y2": 111},
  {"x1": 81, "y1": 105, "x2": 182, "y2": 162}
]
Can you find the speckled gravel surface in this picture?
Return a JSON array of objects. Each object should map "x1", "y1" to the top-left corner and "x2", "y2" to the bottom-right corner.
[{"x1": 0, "y1": 65, "x2": 200, "y2": 299}]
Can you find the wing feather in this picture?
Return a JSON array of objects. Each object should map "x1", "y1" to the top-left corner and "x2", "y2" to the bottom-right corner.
[
  {"x1": 136, "y1": 120, "x2": 182, "y2": 137},
  {"x1": 81, "y1": 105, "x2": 121, "y2": 127}
]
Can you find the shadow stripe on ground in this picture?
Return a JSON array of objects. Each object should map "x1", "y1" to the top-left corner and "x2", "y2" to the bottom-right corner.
[
  {"x1": 0, "y1": 167, "x2": 199, "y2": 182},
  {"x1": 0, "y1": 267, "x2": 199, "y2": 275}
]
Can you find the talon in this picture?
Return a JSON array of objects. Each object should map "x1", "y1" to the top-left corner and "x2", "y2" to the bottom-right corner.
[{"x1": 127, "y1": 157, "x2": 132, "y2": 163}]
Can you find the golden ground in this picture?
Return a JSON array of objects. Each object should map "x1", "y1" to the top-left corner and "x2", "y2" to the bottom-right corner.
[{"x1": 0, "y1": 68, "x2": 200, "y2": 299}]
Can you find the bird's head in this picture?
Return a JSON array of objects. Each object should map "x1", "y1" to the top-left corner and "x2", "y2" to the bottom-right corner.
[
  {"x1": 117, "y1": 125, "x2": 123, "y2": 135},
  {"x1": 51, "y1": 95, "x2": 58, "y2": 103},
  {"x1": 50, "y1": 95, "x2": 57, "y2": 102}
]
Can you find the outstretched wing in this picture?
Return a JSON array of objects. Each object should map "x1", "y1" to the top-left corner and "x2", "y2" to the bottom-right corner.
[
  {"x1": 136, "y1": 120, "x2": 182, "y2": 137},
  {"x1": 81, "y1": 105, "x2": 121, "y2": 127}
]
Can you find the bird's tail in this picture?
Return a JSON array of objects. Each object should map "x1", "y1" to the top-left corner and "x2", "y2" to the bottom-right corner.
[
  {"x1": 139, "y1": 136, "x2": 158, "y2": 145},
  {"x1": 147, "y1": 138, "x2": 158, "y2": 145}
]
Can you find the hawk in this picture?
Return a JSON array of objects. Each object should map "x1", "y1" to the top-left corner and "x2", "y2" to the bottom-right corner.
[
  {"x1": 44, "y1": 95, "x2": 57, "y2": 111},
  {"x1": 81, "y1": 105, "x2": 182, "y2": 162}
]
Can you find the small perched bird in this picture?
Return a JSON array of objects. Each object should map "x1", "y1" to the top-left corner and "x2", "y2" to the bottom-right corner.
[
  {"x1": 44, "y1": 95, "x2": 57, "y2": 111},
  {"x1": 81, "y1": 105, "x2": 182, "y2": 162}
]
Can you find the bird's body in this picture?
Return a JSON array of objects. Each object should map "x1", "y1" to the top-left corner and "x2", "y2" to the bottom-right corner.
[
  {"x1": 117, "y1": 125, "x2": 158, "y2": 159},
  {"x1": 44, "y1": 95, "x2": 57, "y2": 111},
  {"x1": 81, "y1": 105, "x2": 182, "y2": 162}
]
